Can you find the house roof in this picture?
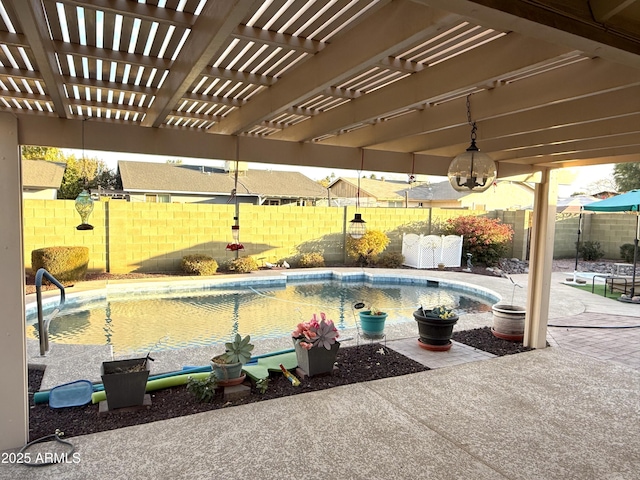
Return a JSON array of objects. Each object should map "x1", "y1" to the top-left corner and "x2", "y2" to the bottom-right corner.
[
  {"x1": 118, "y1": 161, "x2": 327, "y2": 198},
  {"x1": 331, "y1": 177, "x2": 467, "y2": 202},
  {"x1": 21, "y1": 160, "x2": 65, "y2": 189}
]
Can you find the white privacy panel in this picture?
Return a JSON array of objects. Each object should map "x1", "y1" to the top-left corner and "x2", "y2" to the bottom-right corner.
[{"x1": 402, "y1": 234, "x2": 463, "y2": 269}]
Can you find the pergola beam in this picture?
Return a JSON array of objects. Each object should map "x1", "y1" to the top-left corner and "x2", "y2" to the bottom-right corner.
[
  {"x1": 589, "y1": 0, "x2": 638, "y2": 23},
  {"x1": 270, "y1": 33, "x2": 570, "y2": 142},
  {"x1": 9, "y1": 0, "x2": 69, "y2": 118},
  {"x1": 207, "y1": 0, "x2": 462, "y2": 135},
  {"x1": 416, "y1": 0, "x2": 640, "y2": 67},
  {"x1": 320, "y1": 56, "x2": 640, "y2": 149},
  {"x1": 141, "y1": 0, "x2": 255, "y2": 128},
  {"x1": 56, "y1": 0, "x2": 196, "y2": 29}
]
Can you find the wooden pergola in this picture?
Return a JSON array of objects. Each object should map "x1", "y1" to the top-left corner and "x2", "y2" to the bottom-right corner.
[{"x1": 1, "y1": 0, "x2": 639, "y2": 449}]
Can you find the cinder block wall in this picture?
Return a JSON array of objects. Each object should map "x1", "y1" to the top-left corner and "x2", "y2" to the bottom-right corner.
[
  {"x1": 31, "y1": 200, "x2": 614, "y2": 273},
  {"x1": 23, "y1": 199, "x2": 107, "y2": 272},
  {"x1": 587, "y1": 213, "x2": 637, "y2": 260}
]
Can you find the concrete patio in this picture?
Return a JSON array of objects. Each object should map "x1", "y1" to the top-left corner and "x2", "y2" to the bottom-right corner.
[{"x1": 1, "y1": 270, "x2": 638, "y2": 479}]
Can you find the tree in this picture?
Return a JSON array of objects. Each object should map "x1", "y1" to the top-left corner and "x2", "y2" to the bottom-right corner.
[
  {"x1": 583, "y1": 175, "x2": 616, "y2": 196},
  {"x1": 22, "y1": 145, "x2": 120, "y2": 199},
  {"x1": 21, "y1": 146, "x2": 65, "y2": 162},
  {"x1": 613, "y1": 163, "x2": 640, "y2": 192}
]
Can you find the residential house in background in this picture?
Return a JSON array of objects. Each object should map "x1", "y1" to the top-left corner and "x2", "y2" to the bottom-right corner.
[
  {"x1": 329, "y1": 177, "x2": 535, "y2": 210},
  {"x1": 21, "y1": 160, "x2": 65, "y2": 199},
  {"x1": 118, "y1": 160, "x2": 327, "y2": 205}
]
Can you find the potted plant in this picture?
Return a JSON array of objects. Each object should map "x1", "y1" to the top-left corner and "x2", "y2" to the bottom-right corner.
[
  {"x1": 291, "y1": 313, "x2": 340, "y2": 377},
  {"x1": 101, "y1": 354, "x2": 153, "y2": 410},
  {"x1": 492, "y1": 276, "x2": 526, "y2": 341},
  {"x1": 211, "y1": 334, "x2": 254, "y2": 386},
  {"x1": 358, "y1": 305, "x2": 388, "y2": 339},
  {"x1": 413, "y1": 305, "x2": 459, "y2": 351}
]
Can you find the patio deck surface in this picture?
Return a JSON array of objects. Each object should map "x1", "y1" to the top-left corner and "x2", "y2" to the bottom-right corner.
[{"x1": 1, "y1": 269, "x2": 638, "y2": 479}]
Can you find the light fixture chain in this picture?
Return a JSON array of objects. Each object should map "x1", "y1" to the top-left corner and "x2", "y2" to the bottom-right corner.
[{"x1": 466, "y1": 94, "x2": 477, "y2": 142}]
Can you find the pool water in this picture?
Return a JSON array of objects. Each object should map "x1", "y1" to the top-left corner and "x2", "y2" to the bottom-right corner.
[{"x1": 27, "y1": 279, "x2": 493, "y2": 355}]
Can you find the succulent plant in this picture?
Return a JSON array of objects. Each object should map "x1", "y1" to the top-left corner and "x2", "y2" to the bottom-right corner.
[{"x1": 213, "y1": 333, "x2": 254, "y2": 365}]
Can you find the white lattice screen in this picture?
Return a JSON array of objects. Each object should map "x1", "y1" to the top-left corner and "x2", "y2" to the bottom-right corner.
[{"x1": 402, "y1": 234, "x2": 463, "y2": 269}]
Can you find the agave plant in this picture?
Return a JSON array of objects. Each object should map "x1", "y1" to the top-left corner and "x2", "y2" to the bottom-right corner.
[{"x1": 212, "y1": 334, "x2": 254, "y2": 365}]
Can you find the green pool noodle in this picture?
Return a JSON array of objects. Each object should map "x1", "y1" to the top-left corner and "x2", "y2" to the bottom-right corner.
[
  {"x1": 242, "y1": 351, "x2": 298, "y2": 382},
  {"x1": 91, "y1": 371, "x2": 211, "y2": 404}
]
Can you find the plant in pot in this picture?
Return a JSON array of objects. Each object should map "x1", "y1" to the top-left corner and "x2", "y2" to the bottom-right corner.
[
  {"x1": 101, "y1": 353, "x2": 153, "y2": 410},
  {"x1": 211, "y1": 334, "x2": 254, "y2": 386},
  {"x1": 358, "y1": 305, "x2": 388, "y2": 339},
  {"x1": 291, "y1": 313, "x2": 340, "y2": 377},
  {"x1": 492, "y1": 276, "x2": 526, "y2": 342},
  {"x1": 413, "y1": 305, "x2": 459, "y2": 352}
]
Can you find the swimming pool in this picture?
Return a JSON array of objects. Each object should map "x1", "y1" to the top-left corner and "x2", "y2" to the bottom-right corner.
[{"x1": 27, "y1": 271, "x2": 498, "y2": 355}]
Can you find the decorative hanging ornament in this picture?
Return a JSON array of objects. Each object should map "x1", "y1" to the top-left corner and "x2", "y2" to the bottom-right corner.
[
  {"x1": 75, "y1": 118, "x2": 94, "y2": 230},
  {"x1": 226, "y1": 225, "x2": 244, "y2": 251},
  {"x1": 447, "y1": 95, "x2": 496, "y2": 193}
]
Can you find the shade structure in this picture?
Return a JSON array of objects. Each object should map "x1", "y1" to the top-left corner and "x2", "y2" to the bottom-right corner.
[{"x1": 584, "y1": 190, "x2": 640, "y2": 298}]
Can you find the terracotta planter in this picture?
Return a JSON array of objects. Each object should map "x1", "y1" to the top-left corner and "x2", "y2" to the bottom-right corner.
[
  {"x1": 491, "y1": 304, "x2": 526, "y2": 341},
  {"x1": 413, "y1": 308, "x2": 459, "y2": 352},
  {"x1": 294, "y1": 339, "x2": 340, "y2": 377},
  {"x1": 101, "y1": 357, "x2": 150, "y2": 409},
  {"x1": 358, "y1": 311, "x2": 388, "y2": 339}
]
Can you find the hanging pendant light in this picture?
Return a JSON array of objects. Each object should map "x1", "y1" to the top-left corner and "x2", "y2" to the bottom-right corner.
[
  {"x1": 75, "y1": 118, "x2": 94, "y2": 230},
  {"x1": 349, "y1": 151, "x2": 367, "y2": 239},
  {"x1": 349, "y1": 213, "x2": 366, "y2": 239},
  {"x1": 447, "y1": 95, "x2": 496, "y2": 193}
]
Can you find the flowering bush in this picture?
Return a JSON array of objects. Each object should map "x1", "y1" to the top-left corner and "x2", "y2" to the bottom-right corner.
[
  {"x1": 292, "y1": 313, "x2": 339, "y2": 350},
  {"x1": 443, "y1": 215, "x2": 513, "y2": 266},
  {"x1": 346, "y1": 230, "x2": 390, "y2": 266}
]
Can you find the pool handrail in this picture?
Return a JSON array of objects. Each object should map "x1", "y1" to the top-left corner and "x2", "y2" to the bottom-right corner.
[{"x1": 35, "y1": 268, "x2": 66, "y2": 356}]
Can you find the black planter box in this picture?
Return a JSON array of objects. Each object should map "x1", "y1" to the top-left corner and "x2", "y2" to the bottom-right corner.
[{"x1": 101, "y1": 358, "x2": 150, "y2": 410}]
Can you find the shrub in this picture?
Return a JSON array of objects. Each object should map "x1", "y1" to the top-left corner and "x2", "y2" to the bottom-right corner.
[
  {"x1": 620, "y1": 243, "x2": 638, "y2": 263},
  {"x1": 31, "y1": 246, "x2": 89, "y2": 282},
  {"x1": 181, "y1": 254, "x2": 218, "y2": 276},
  {"x1": 442, "y1": 216, "x2": 513, "y2": 266},
  {"x1": 578, "y1": 240, "x2": 604, "y2": 261},
  {"x1": 297, "y1": 252, "x2": 325, "y2": 268},
  {"x1": 376, "y1": 251, "x2": 405, "y2": 268},
  {"x1": 186, "y1": 373, "x2": 218, "y2": 403},
  {"x1": 229, "y1": 256, "x2": 258, "y2": 273},
  {"x1": 346, "y1": 230, "x2": 390, "y2": 266}
]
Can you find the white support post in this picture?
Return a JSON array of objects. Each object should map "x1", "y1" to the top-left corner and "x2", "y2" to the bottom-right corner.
[
  {"x1": 524, "y1": 168, "x2": 558, "y2": 348},
  {"x1": 0, "y1": 113, "x2": 28, "y2": 449}
]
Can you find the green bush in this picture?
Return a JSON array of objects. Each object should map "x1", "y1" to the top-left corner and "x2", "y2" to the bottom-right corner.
[
  {"x1": 181, "y1": 254, "x2": 218, "y2": 276},
  {"x1": 230, "y1": 256, "x2": 258, "y2": 273},
  {"x1": 442, "y1": 216, "x2": 513, "y2": 266},
  {"x1": 186, "y1": 373, "x2": 218, "y2": 402},
  {"x1": 346, "y1": 230, "x2": 390, "y2": 266},
  {"x1": 376, "y1": 251, "x2": 405, "y2": 268},
  {"x1": 31, "y1": 246, "x2": 89, "y2": 282},
  {"x1": 578, "y1": 240, "x2": 604, "y2": 261},
  {"x1": 297, "y1": 252, "x2": 325, "y2": 268},
  {"x1": 620, "y1": 243, "x2": 638, "y2": 263}
]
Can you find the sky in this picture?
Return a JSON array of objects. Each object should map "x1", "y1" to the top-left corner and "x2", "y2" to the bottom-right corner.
[{"x1": 65, "y1": 148, "x2": 615, "y2": 197}]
